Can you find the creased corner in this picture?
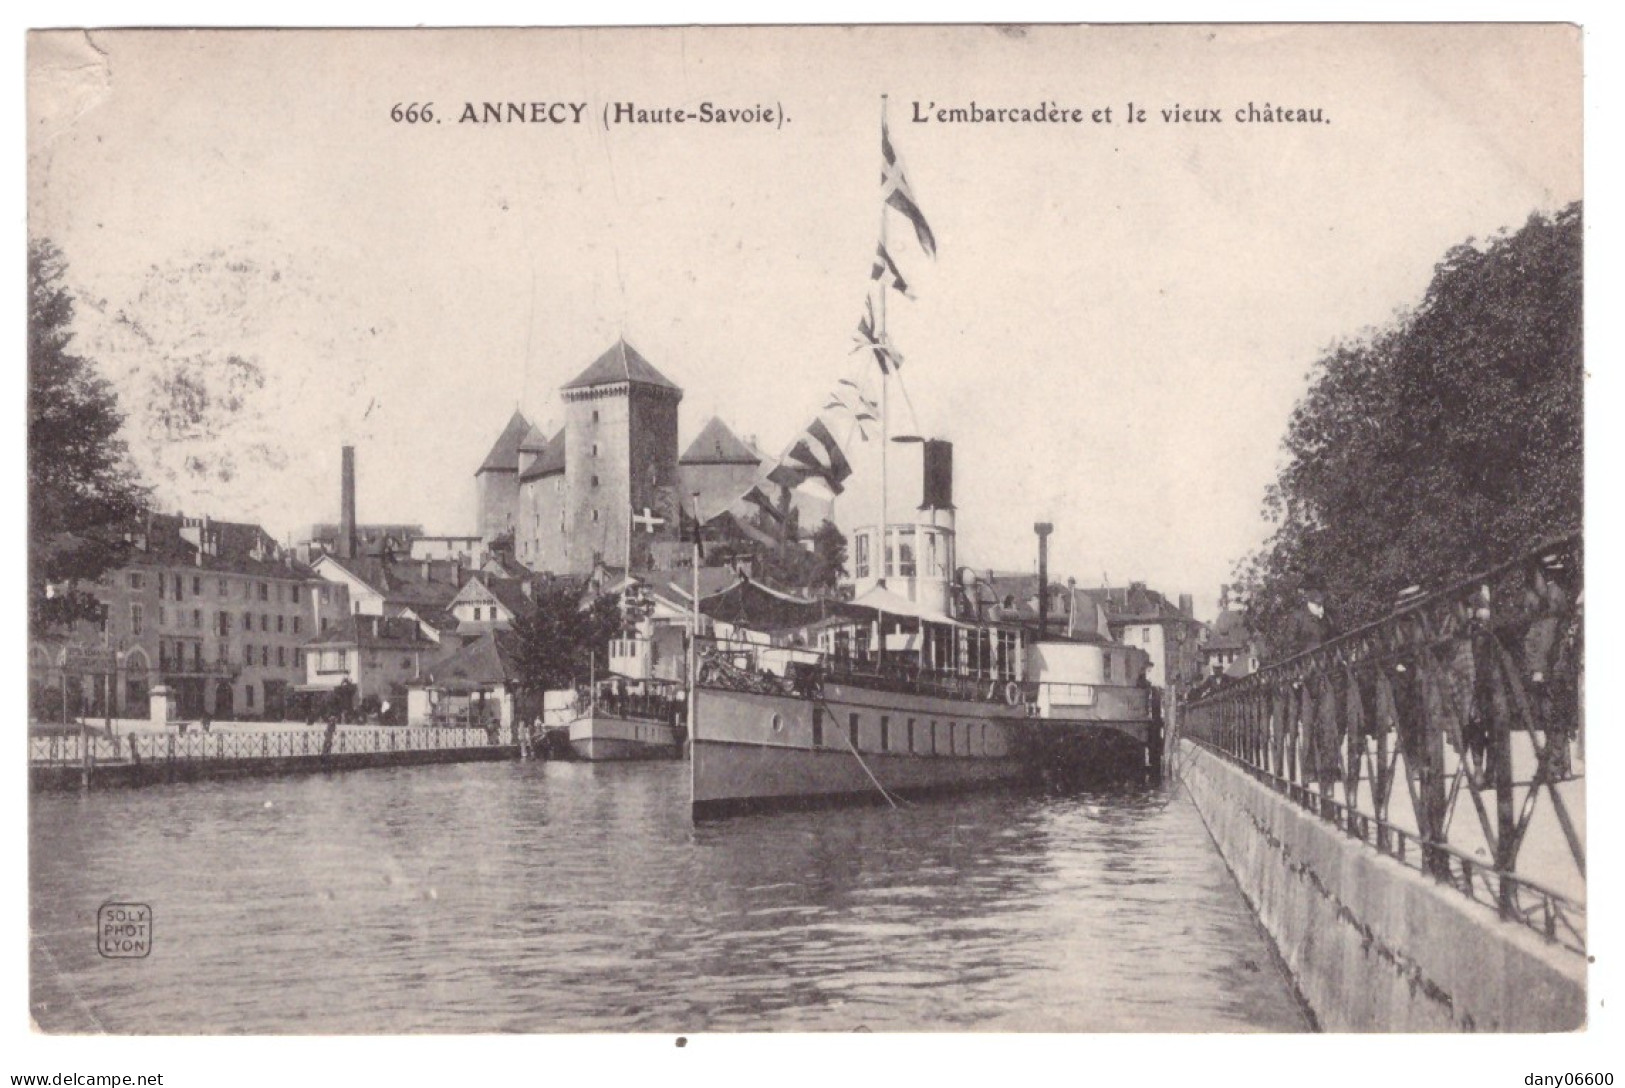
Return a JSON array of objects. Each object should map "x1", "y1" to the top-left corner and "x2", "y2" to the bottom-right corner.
[{"x1": 27, "y1": 29, "x2": 114, "y2": 150}]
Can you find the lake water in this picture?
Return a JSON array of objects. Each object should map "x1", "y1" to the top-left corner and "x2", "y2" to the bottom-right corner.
[{"x1": 30, "y1": 760, "x2": 1308, "y2": 1033}]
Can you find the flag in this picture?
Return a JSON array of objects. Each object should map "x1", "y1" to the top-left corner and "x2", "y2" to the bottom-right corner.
[
  {"x1": 853, "y1": 295, "x2": 903, "y2": 374},
  {"x1": 870, "y1": 242, "x2": 914, "y2": 298},
  {"x1": 769, "y1": 417, "x2": 855, "y2": 495},
  {"x1": 824, "y1": 380, "x2": 878, "y2": 440},
  {"x1": 789, "y1": 418, "x2": 854, "y2": 493},
  {"x1": 742, "y1": 485, "x2": 786, "y2": 524},
  {"x1": 881, "y1": 119, "x2": 937, "y2": 258},
  {"x1": 679, "y1": 498, "x2": 706, "y2": 562}
]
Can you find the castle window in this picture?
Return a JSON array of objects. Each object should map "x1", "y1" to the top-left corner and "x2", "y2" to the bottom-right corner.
[
  {"x1": 592, "y1": 511, "x2": 600, "y2": 523},
  {"x1": 128, "y1": 572, "x2": 144, "y2": 590},
  {"x1": 592, "y1": 410, "x2": 599, "y2": 423},
  {"x1": 130, "y1": 603, "x2": 144, "y2": 636},
  {"x1": 592, "y1": 443, "x2": 599, "y2": 458},
  {"x1": 591, "y1": 475, "x2": 600, "y2": 488}
]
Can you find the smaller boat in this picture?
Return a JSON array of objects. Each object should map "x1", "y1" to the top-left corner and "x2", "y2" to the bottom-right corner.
[{"x1": 566, "y1": 676, "x2": 686, "y2": 761}]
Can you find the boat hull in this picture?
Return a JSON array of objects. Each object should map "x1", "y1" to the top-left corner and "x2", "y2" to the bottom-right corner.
[
  {"x1": 691, "y1": 679, "x2": 1162, "y2": 816},
  {"x1": 691, "y1": 682, "x2": 1028, "y2": 817},
  {"x1": 568, "y1": 714, "x2": 682, "y2": 762}
]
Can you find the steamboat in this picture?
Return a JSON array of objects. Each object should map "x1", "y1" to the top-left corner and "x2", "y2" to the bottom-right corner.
[{"x1": 682, "y1": 100, "x2": 1163, "y2": 814}]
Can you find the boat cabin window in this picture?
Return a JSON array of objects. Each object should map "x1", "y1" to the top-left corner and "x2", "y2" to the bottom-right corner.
[
  {"x1": 895, "y1": 528, "x2": 916, "y2": 578},
  {"x1": 880, "y1": 716, "x2": 890, "y2": 752},
  {"x1": 906, "y1": 718, "x2": 916, "y2": 753},
  {"x1": 812, "y1": 708, "x2": 824, "y2": 748},
  {"x1": 849, "y1": 712, "x2": 860, "y2": 751}
]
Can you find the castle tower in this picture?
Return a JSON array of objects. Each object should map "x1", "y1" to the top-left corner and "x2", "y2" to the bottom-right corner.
[
  {"x1": 558, "y1": 339, "x2": 682, "y2": 573},
  {"x1": 474, "y1": 410, "x2": 534, "y2": 544}
]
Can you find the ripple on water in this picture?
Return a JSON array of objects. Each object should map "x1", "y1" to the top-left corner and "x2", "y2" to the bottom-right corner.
[{"x1": 31, "y1": 762, "x2": 1308, "y2": 1033}]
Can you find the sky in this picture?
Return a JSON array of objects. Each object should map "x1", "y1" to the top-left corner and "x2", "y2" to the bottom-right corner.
[{"x1": 26, "y1": 25, "x2": 1581, "y2": 619}]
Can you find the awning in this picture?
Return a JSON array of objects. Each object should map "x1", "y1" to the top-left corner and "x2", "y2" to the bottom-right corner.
[{"x1": 849, "y1": 585, "x2": 959, "y2": 625}]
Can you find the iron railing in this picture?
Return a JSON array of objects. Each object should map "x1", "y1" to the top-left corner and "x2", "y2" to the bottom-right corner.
[
  {"x1": 29, "y1": 725, "x2": 501, "y2": 768},
  {"x1": 1179, "y1": 532, "x2": 1584, "y2": 953}
]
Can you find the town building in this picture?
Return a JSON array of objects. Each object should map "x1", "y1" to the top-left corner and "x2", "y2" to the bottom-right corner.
[
  {"x1": 407, "y1": 629, "x2": 530, "y2": 729},
  {"x1": 1202, "y1": 593, "x2": 1260, "y2": 680},
  {"x1": 409, "y1": 534, "x2": 487, "y2": 567},
  {"x1": 1080, "y1": 583, "x2": 1205, "y2": 688},
  {"x1": 31, "y1": 512, "x2": 351, "y2": 722},
  {"x1": 299, "y1": 614, "x2": 437, "y2": 712},
  {"x1": 447, "y1": 573, "x2": 538, "y2": 631}
]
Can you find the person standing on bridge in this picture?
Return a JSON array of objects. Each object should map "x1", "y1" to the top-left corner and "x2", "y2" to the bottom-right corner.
[
  {"x1": 1521, "y1": 554, "x2": 1574, "y2": 778},
  {"x1": 1280, "y1": 586, "x2": 1340, "y2": 791}
]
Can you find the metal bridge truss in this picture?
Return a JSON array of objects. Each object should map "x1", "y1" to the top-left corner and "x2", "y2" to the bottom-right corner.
[{"x1": 1179, "y1": 534, "x2": 1584, "y2": 954}]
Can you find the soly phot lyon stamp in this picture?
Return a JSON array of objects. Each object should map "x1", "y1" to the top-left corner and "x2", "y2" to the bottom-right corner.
[{"x1": 98, "y1": 902, "x2": 152, "y2": 958}]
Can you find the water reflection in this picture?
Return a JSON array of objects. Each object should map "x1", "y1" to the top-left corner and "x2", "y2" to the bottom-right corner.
[{"x1": 31, "y1": 762, "x2": 1307, "y2": 1033}]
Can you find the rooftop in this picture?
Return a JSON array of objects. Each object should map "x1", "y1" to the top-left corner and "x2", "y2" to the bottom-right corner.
[
  {"x1": 681, "y1": 417, "x2": 760, "y2": 466},
  {"x1": 561, "y1": 338, "x2": 680, "y2": 393},
  {"x1": 123, "y1": 512, "x2": 317, "y2": 580},
  {"x1": 477, "y1": 410, "x2": 534, "y2": 475}
]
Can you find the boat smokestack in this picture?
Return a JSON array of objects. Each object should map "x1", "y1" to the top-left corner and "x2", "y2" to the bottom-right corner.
[
  {"x1": 340, "y1": 445, "x2": 357, "y2": 560},
  {"x1": 1035, "y1": 522, "x2": 1053, "y2": 640}
]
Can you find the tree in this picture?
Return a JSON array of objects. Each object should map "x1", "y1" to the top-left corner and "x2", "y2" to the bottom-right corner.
[
  {"x1": 507, "y1": 583, "x2": 622, "y2": 692},
  {"x1": 1236, "y1": 204, "x2": 1582, "y2": 658},
  {"x1": 754, "y1": 518, "x2": 848, "y2": 595},
  {"x1": 29, "y1": 239, "x2": 149, "y2": 633},
  {"x1": 809, "y1": 519, "x2": 849, "y2": 592}
]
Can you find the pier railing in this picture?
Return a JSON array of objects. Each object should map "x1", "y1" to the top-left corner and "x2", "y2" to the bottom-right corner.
[
  {"x1": 1178, "y1": 533, "x2": 1584, "y2": 953},
  {"x1": 29, "y1": 725, "x2": 503, "y2": 768}
]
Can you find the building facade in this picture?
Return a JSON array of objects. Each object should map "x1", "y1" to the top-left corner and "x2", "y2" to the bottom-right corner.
[{"x1": 32, "y1": 513, "x2": 352, "y2": 722}]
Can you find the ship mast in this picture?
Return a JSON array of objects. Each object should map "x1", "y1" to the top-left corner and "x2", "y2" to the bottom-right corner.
[{"x1": 876, "y1": 94, "x2": 890, "y2": 672}]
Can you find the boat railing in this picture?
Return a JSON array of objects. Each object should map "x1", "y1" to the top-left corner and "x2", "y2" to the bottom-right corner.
[
  {"x1": 578, "y1": 682, "x2": 683, "y2": 725},
  {"x1": 694, "y1": 638, "x2": 1024, "y2": 705}
]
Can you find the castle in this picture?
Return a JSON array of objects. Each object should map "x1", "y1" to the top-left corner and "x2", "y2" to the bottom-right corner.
[{"x1": 475, "y1": 339, "x2": 815, "y2": 576}]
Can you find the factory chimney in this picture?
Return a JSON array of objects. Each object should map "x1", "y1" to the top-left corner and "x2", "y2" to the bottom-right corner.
[
  {"x1": 340, "y1": 446, "x2": 357, "y2": 560},
  {"x1": 1034, "y1": 522, "x2": 1054, "y2": 640}
]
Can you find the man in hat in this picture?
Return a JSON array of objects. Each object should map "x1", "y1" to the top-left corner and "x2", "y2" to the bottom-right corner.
[{"x1": 1522, "y1": 553, "x2": 1574, "y2": 777}]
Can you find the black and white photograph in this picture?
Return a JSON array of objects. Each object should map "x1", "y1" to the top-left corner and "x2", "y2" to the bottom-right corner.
[{"x1": 17, "y1": 16, "x2": 1602, "y2": 1079}]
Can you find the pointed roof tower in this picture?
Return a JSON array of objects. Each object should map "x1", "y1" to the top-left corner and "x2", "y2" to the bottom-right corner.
[
  {"x1": 681, "y1": 416, "x2": 761, "y2": 465},
  {"x1": 477, "y1": 410, "x2": 534, "y2": 474},
  {"x1": 518, "y1": 421, "x2": 551, "y2": 454},
  {"x1": 561, "y1": 338, "x2": 680, "y2": 392}
]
